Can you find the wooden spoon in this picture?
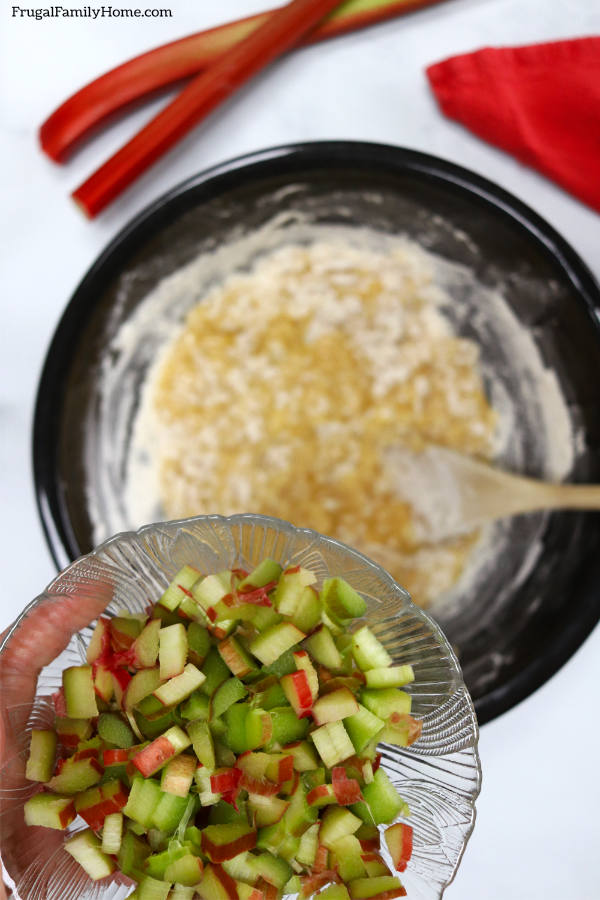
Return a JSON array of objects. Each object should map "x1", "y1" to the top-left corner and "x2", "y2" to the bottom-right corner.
[{"x1": 384, "y1": 445, "x2": 600, "y2": 542}]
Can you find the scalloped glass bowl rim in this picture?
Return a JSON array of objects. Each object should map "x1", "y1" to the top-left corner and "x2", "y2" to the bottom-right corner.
[{"x1": 3, "y1": 513, "x2": 474, "y2": 671}]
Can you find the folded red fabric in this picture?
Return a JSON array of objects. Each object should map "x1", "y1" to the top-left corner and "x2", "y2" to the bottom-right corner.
[{"x1": 426, "y1": 37, "x2": 600, "y2": 213}]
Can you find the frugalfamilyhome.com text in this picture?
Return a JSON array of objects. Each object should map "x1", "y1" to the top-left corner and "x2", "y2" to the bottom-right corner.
[{"x1": 11, "y1": 5, "x2": 173, "y2": 18}]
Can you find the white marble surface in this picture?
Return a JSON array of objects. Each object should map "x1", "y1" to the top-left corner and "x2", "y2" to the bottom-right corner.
[{"x1": 1, "y1": 0, "x2": 599, "y2": 897}]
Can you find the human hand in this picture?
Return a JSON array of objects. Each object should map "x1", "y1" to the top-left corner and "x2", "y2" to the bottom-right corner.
[{"x1": 0, "y1": 585, "x2": 113, "y2": 897}]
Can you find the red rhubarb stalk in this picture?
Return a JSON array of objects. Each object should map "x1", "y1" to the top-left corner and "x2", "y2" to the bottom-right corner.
[
  {"x1": 41, "y1": 0, "x2": 445, "y2": 163},
  {"x1": 72, "y1": 0, "x2": 345, "y2": 217}
]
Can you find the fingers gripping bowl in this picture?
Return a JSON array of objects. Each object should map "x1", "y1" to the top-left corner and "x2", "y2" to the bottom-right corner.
[{"x1": 0, "y1": 514, "x2": 480, "y2": 900}]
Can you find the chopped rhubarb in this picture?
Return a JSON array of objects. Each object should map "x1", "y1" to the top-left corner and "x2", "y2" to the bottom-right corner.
[
  {"x1": 201, "y1": 823, "x2": 257, "y2": 862},
  {"x1": 332, "y1": 766, "x2": 363, "y2": 805},
  {"x1": 22, "y1": 557, "x2": 421, "y2": 898}
]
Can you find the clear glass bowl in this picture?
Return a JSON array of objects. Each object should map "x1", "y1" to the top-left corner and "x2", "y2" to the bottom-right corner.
[{"x1": 0, "y1": 513, "x2": 481, "y2": 900}]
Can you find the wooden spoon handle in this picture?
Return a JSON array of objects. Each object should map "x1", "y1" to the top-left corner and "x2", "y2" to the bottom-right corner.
[{"x1": 528, "y1": 481, "x2": 600, "y2": 512}]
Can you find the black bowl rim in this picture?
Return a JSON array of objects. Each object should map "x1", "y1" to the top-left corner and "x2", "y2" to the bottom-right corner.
[{"x1": 32, "y1": 139, "x2": 600, "y2": 726}]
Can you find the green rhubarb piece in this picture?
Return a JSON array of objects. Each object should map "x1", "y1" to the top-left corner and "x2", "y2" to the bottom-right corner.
[
  {"x1": 130, "y1": 618, "x2": 161, "y2": 667},
  {"x1": 153, "y1": 663, "x2": 206, "y2": 706},
  {"x1": 284, "y1": 876, "x2": 302, "y2": 895},
  {"x1": 101, "y1": 812, "x2": 124, "y2": 855},
  {"x1": 118, "y1": 828, "x2": 151, "y2": 877},
  {"x1": 64, "y1": 828, "x2": 115, "y2": 880},
  {"x1": 214, "y1": 739, "x2": 236, "y2": 768},
  {"x1": 147, "y1": 827, "x2": 169, "y2": 851},
  {"x1": 191, "y1": 572, "x2": 231, "y2": 611},
  {"x1": 135, "y1": 706, "x2": 178, "y2": 740},
  {"x1": 164, "y1": 852, "x2": 204, "y2": 886},
  {"x1": 360, "y1": 688, "x2": 411, "y2": 719},
  {"x1": 47, "y1": 756, "x2": 102, "y2": 794},
  {"x1": 247, "y1": 793, "x2": 289, "y2": 827},
  {"x1": 319, "y1": 887, "x2": 351, "y2": 900},
  {"x1": 213, "y1": 739, "x2": 235, "y2": 768},
  {"x1": 100, "y1": 763, "x2": 130, "y2": 786},
  {"x1": 380, "y1": 714, "x2": 421, "y2": 747},
  {"x1": 282, "y1": 779, "x2": 317, "y2": 835},
  {"x1": 351, "y1": 626, "x2": 392, "y2": 671},
  {"x1": 180, "y1": 690, "x2": 210, "y2": 720},
  {"x1": 296, "y1": 822, "x2": 319, "y2": 866},
  {"x1": 55, "y1": 716, "x2": 93, "y2": 744},
  {"x1": 302, "y1": 767, "x2": 326, "y2": 791},
  {"x1": 245, "y1": 708, "x2": 273, "y2": 750},
  {"x1": 330, "y1": 834, "x2": 367, "y2": 881},
  {"x1": 159, "y1": 623, "x2": 188, "y2": 680},
  {"x1": 352, "y1": 768, "x2": 407, "y2": 825},
  {"x1": 218, "y1": 636, "x2": 259, "y2": 679},
  {"x1": 321, "y1": 577, "x2": 367, "y2": 621},
  {"x1": 151, "y1": 604, "x2": 182, "y2": 626},
  {"x1": 98, "y1": 712, "x2": 135, "y2": 748},
  {"x1": 250, "y1": 680, "x2": 287, "y2": 710},
  {"x1": 282, "y1": 740, "x2": 318, "y2": 771},
  {"x1": 201, "y1": 647, "x2": 231, "y2": 696},
  {"x1": 209, "y1": 800, "x2": 248, "y2": 826},
  {"x1": 319, "y1": 806, "x2": 362, "y2": 848},
  {"x1": 184, "y1": 824, "x2": 204, "y2": 850},
  {"x1": 289, "y1": 587, "x2": 322, "y2": 633},
  {"x1": 76, "y1": 735, "x2": 103, "y2": 753},
  {"x1": 310, "y1": 721, "x2": 355, "y2": 768},
  {"x1": 364, "y1": 665, "x2": 415, "y2": 689},
  {"x1": 274, "y1": 832, "x2": 300, "y2": 863},
  {"x1": 262, "y1": 648, "x2": 297, "y2": 678},
  {"x1": 312, "y1": 687, "x2": 359, "y2": 725},
  {"x1": 187, "y1": 622, "x2": 212, "y2": 665},
  {"x1": 249, "y1": 622, "x2": 305, "y2": 667},
  {"x1": 195, "y1": 769, "x2": 221, "y2": 806},
  {"x1": 304, "y1": 625, "x2": 343, "y2": 669},
  {"x1": 344, "y1": 703, "x2": 385, "y2": 753},
  {"x1": 272, "y1": 567, "x2": 316, "y2": 614},
  {"x1": 137, "y1": 875, "x2": 172, "y2": 900},
  {"x1": 125, "y1": 667, "x2": 163, "y2": 710},
  {"x1": 62, "y1": 665, "x2": 99, "y2": 718},
  {"x1": 137, "y1": 694, "x2": 164, "y2": 717},
  {"x1": 25, "y1": 729, "x2": 57, "y2": 782},
  {"x1": 267, "y1": 707, "x2": 309, "y2": 748},
  {"x1": 256, "y1": 821, "x2": 287, "y2": 853},
  {"x1": 238, "y1": 558, "x2": 283, "y2": 589},
  {"x1": 161, "y1": 754, "x2": 196, "y2": 796},
  {"x1": 236, "y1": 603, "x2": 282, "y2": 632},
  {"x1": 249, "y1": 851, "x2": 292, "y2": 889},
  {"x1": 111, "y1": 615, "x2": 144, "y2": 647},
  {"x1": 178, "y1": 593, "x2": 208, "y2": 623},
  {"x1": 307, "y1": 783, "x2": 336, "y2": 808},
  {"x1": 223, "y1": 703, "x2": 249, "y2": 753},
  {"x1": 222, "y1": 850, "x2": 259, "y2": 883},
  {"x1": 123, "y1": 775, "x2": 163, "y2": 827},
  {"x1": 187, "y1": 719, "x2": 215, "y2": 769},
  {"x1": 151, "y1": 791, "x2": 191, "y2": 833},
  {"x1": 169, "y1": 886, "x2": 196, "y2": 900},
  {"x1": 201, "y1": 822, "x2": 257, "y2": 861},
  {"x1": 212, "y1": 677, "x2": 248, "y2": 718},
  {"x1": 145, "y1": 845, "x2": 189, "y2": 879},
  {"x1": 24, "y1": 792, "x2": 76, "y2": 830},
  {"x1": 348, "y1": 877, "x2": 405, "y2": 899},
  {"x1": 159, "y1": 565, "x2": 202, "y2": 611},
  {"x1": 210, "y1": 715, "x2": 227, "y2": 739}
]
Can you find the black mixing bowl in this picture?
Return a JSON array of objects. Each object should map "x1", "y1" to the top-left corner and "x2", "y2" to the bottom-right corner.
[{"x1": 33, "y1": 141, "x2": 600, "y2": 724}]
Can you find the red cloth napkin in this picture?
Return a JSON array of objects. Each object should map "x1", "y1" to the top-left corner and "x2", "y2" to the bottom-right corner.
[{"x1": 426, "y1": 37, "x2": 600, "y2": 213}]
